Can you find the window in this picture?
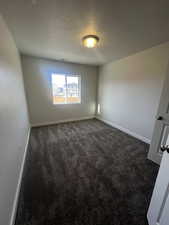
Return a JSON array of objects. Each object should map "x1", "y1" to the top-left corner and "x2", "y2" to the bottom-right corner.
[
  {"x1": 97, "y1": 103, "x2": 101, "y2": 114},
  {"x1": 51, "y1": 74, "x2": 81, "y2": 104}
]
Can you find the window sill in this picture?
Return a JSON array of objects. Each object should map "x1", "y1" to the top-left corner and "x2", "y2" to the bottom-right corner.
[{"x1": 53, "y1": 102, "x2": 81, "y2": 105}]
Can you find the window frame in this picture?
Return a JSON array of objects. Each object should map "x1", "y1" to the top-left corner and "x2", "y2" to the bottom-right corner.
[{"x1": 51, "y1": 73, "x2": 81, "y2": 105}]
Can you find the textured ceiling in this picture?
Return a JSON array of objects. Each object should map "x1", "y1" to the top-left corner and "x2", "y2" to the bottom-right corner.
[{"x1": 0, "y1": 0, "x2": 169, "y2": 65}]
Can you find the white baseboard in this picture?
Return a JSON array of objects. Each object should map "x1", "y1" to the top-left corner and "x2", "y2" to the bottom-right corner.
[
  {"x1": 148, "y1": 152, "x2": 162, "y2": 165},
  {"x1": 31, "y1": 116, "x2": 95, "y2": 127},
  {"x1": 10, "y1": 128, "x2": 31, "y2": 225},
  {"x1": 96, "y1": 116, "x2": 151, "y2": 144}
]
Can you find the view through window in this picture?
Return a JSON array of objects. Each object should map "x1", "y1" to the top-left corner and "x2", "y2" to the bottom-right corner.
[{"x1": 51, "y1": 74, "x2": 81, "y2": 104}]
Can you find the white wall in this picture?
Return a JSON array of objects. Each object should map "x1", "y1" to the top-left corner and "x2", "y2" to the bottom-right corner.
[
  {"x1": 97, "y1": 42, "x2": 169, "y2": 142},
  {"x1": 21, "y1": 55, "x2": 98, "y2": 126},
  {"x1": 0, "y1": 15, "x2": 30, "y2": 225}
]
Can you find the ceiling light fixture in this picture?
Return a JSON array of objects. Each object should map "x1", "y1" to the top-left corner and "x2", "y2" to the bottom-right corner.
[{"x1": 82, "y1": 35, "x2": 99, "y2": 48}]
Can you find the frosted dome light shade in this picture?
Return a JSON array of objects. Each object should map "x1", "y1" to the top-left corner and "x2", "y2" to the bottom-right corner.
[{"x1": 82, "y1": 35, "x2": 99, "y2": 48}]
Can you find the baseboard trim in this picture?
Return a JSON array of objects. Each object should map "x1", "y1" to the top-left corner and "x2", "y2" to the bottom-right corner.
[
  {"x1": 31, "y1": 116, "x2": 95, "y2": 127},
  {"x1": 10, "y1": 127, "x2": 31, "y2": 225},
  {"x1": 147, "y1": 151, "x2": 162, "y2": 165},
  {"x1": 96, "y1": 116, "x2": 151, "y2": 144}
]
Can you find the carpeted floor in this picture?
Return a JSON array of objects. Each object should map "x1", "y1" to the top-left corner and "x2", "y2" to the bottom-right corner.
[{"x1": 15, "y1": 119, "x2": 158, "y2": 225}]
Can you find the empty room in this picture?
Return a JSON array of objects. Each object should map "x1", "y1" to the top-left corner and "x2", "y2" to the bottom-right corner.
[{"x1": 1, "y1": 1, "x2": 169, "y2": 225}]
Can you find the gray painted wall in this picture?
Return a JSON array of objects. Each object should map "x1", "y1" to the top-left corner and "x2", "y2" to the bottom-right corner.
[
  {"x1": 21, "y1": 55, "x2": 98, "y2": 126},
  {"x1": 97, "y1": 42, "x2": 169, "y2": 142},
  {"x1": 0, "y1": 15, "x2": 30, "y2": 225}
]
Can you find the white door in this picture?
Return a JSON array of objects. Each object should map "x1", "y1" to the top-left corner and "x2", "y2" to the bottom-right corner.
[
  {"x1": 147, "y1": 151, "x2": 169, "y2": 225},
  {"x1": 147, "y1": 64, "x2": 169, "y2": 225},
  {"x1": 148, "y1": 64, "x2": 169, "y2": 165}
]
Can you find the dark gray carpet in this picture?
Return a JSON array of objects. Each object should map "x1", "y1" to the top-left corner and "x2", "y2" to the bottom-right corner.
[{"x1": 15, "y1": 119, "x2": 158, "y2": 225}]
